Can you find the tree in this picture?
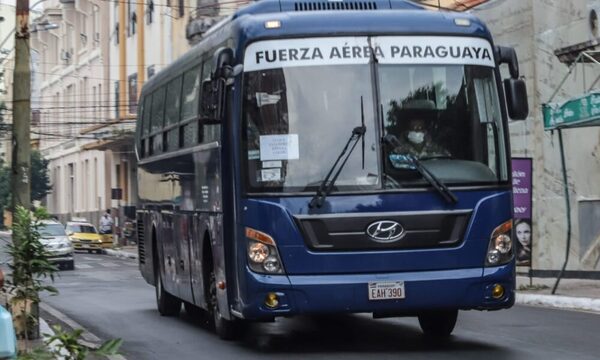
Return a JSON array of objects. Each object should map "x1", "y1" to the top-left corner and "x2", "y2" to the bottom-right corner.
[
  {"x1": 30, "y1": 150, "x2": 51, "y2": 202},
  {"x1": 0, "y1": 151, "x2": 51, "y2": 227}
]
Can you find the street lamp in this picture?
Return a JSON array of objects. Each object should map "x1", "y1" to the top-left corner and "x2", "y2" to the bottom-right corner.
[
  {"x1": 0, "y1": 0, "x2": 51, "y2": 52},
  {"x1": 0, "y1": 21, "x2": 58, "y2": 64}
]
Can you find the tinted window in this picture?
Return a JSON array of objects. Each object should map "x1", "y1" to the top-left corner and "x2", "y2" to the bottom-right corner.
[
  {"x1": 142, "y1": 94, "x2": 152, "y2": 135},
  {"x1": 181, "y1": 66, "x2": 201, "y2": 121},
  {"x1": 151, "y1": 87, "x2": 166, "y2": 133},
  {"x1": 165, "y1": 76, "x2": 182, "y2": 125}
]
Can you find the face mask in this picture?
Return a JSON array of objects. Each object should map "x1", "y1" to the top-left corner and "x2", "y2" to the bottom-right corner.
[{"x1": 408, "y1": 131, "x2": 425, "y2": 144}]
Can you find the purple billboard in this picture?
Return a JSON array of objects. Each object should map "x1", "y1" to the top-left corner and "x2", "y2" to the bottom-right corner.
[{"x1": 512, "y1": 158, "x2": 533, "y2": 267}]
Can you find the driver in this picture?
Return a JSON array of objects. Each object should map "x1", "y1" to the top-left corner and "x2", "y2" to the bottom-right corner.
[{"x1": 392, "y1": 118, "x2": 450, "y2": 159}]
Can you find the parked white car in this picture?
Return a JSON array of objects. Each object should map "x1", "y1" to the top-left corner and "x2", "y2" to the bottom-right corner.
[{"x1": 39, "y1": 220, "x2": 75, "y2": 270}]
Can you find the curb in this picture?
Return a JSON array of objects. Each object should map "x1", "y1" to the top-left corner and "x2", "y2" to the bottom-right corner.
[
  {"x1": 103, "y1": 249, "x2": 138, "y2": 260},
  {"x1": 40, "y1": 317, "x2": 70, "y2": 358},
  {"x1": 516, "y1": 293, "x2": 600, "y2": 313},
  {"x1": 40, "y1": 302, "x2": 127, "y2": 360}
]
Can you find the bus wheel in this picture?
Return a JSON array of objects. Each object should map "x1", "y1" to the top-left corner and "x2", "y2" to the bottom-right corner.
[
  {"x1": 208, "y1": 268, "x2": 242, "y2": 340},
  {"x1": 418, "y1": 310, "x2": 458, "y2": 339},
  {"x1": 155, "y1": 265, "x2": 181, "y2": 316}
]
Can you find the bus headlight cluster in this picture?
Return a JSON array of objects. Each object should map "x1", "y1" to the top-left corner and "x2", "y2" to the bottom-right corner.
[
  {"x1": 246, "y1": 227, "x2": 284, "y2": 274},
  {"x1": 485, "y1": 220, "x2": 514, "y2": 266}
]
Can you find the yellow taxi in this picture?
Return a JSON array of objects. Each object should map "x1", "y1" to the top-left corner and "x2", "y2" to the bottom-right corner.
[{"x1": 66, "y1": 221, "x2": 112, "y2": 253}]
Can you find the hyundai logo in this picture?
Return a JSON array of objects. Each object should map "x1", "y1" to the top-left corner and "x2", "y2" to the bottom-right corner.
[{"x1": 366, "y1": 220, "x2": 405, "y2": 243}]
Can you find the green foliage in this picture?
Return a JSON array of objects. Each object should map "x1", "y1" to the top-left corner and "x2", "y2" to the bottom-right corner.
[
  {"x1": 5, "y1": 206, "x2": 58, "y2": 339},
  {"x1": 0, "y1": 151, "x2": 52, "y2": 227},
  {"x1": 18, "y1": 325, "x2": 123, "y2": 360},
  {"x1": 45, "y1": 326, "x2": 88, "y2": 360},
  {"x1": 31, "y1": 151, "x2": 52, "y2": 202},
  {"x1": 95, "y1": 338, "x2": 123, "y2": 357},
  {"x1": 0, "y1": 158, "x2": 10, "y2": 226},
  {"x1": 17, "y1": 347, "x2": 55, "y2": 360}
]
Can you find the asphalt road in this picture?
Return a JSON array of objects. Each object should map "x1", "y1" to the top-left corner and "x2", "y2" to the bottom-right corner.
[{"x1": 11, "y1": 252, "x2": 591, "y2": 360}]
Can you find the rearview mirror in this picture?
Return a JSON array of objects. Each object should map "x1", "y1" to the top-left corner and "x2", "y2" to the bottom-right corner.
[
  {"x1": 504, "y1": 78, "x2": 529, "y2": 120},
  {"x1": 201, "y1": 47, "x2": 237, "y2": 123},
  {"x1": 201, "y1": 79, "x2": 217, "y2": 120},
  {"x1": 496, "y1": 46, "x2": 519, "y2": 79}
]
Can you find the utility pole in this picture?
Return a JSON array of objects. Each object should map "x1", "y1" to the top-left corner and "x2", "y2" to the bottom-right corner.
[{"x1": 11, "y1": 0, "x2": 31, "y2": 213}]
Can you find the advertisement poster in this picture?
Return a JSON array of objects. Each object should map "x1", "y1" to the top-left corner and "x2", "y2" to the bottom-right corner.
[{"x1": 512, "y1": 158, "x2": 533, "y2": 267}]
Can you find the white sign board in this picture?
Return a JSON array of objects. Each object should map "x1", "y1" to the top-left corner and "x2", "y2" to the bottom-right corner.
[
  {"x1": 259, "y1": 134, "x2": 300, "y2": 161},
  {"x1": 244, "y1": 36, "x2": 495, "y2": 71}
]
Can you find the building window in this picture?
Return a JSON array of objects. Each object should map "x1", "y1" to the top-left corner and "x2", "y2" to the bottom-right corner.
[
  {"x1": 79, "y1": 12, "x2": 88, "y2": 48},
  {"x1": 179, "y1": 0, "x2": 185, "y2": 17},
  {"x1": 93, "y1": 5, "x2": 100, "y2": 45},
  {"x1": 128, "y1": 1, "x2": 136, "y2": 36},
  {"x1": 129, "y1": 74, "x2": 138, "y2": 114},
  {"x1": 147, "y1": 0, "x2": 154, "y2": 24},
  {"x1": 115, "y1": 81, "x2": 120, "y2": 119}
]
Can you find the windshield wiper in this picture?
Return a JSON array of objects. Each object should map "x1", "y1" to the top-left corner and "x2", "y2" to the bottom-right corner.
[
  {"x1": 383, "y1": 134, "x2": 458, "y2": 204},
  {"x1": 309, "y1": 125, "x2": 366, "y2": 208}
]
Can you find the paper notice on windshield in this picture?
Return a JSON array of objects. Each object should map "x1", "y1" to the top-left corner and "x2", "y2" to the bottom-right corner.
[
  {"x1": 261, "y1": 168, "x2": 281, "y2": 182},
  {"x1": 244, "y1": 36, "x2": 494, "y2": 71},
  {"x1": 259, "y1": 134, "x2": 299, "y2": 161}
]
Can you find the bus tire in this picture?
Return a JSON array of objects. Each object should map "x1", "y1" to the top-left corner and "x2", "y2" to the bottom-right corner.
[
  {"x1": 208, "y1": 268, "x2": 242, "y2": 340},
  {"x1": 155, "y1": 265, "x2": 181, "y2": 316},
  {"x1": 418, "y1": 310, "x2": 458, "y2": 339}
]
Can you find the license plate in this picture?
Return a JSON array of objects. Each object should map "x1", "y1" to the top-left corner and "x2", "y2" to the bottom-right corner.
[{"x1": 368, "y1": 281, "x2": 405, "y2": 300}]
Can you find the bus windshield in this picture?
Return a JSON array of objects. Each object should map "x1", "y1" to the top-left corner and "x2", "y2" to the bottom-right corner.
[{"x1": 242, "y1": 40, "x2": 508, "y2": 194}]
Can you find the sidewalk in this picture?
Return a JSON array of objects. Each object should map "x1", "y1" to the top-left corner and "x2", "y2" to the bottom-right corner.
[
  {"x1": 515, "y1": 276, "x2": 600, "y2": 313},
  {"x1": 103, "y1": 246, "x2": 138, "y2": 260}
]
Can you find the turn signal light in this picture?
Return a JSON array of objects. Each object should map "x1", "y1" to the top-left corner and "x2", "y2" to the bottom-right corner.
[
  {"x1": 265, "y1": 292, "x2": 279, "y2": 308},
  {"x1": 492, "y1": 284, "x2": 505, "y2": 299}
]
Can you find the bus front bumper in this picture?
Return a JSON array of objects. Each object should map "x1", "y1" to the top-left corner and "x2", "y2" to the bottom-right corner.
[{"x1": 237, "y1": 263, "x2": 514, "y2": 320}]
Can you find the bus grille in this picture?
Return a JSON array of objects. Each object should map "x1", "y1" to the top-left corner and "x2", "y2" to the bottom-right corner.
[
  {"x1": 294, "y1": 1, "x2": 378, "y2": 11},
  {"x1": 294, "y1": 211, "x2": 471, "y2": 251},
  {"x1": 137, "y1": 215, "x2": 146, "y2": 264}
]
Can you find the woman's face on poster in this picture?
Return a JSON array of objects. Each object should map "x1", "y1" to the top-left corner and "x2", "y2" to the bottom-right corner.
[{"x1": 516, "y1": 222, "x2": 531, "y2": 247}]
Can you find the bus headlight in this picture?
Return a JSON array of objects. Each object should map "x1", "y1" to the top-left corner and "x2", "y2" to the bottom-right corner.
[
  {"x1": 485, "y1": 220, "x2": 513, "y2": 266},
  {"x1": 246, "y1": 227, "x2": 285, "y2": 274}
]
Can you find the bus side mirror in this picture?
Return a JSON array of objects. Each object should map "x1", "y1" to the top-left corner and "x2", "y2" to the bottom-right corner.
[
  {"x1": 202, "y1": 47, "x2": 237, "y2": 122},
  {"x1": 201, "y1": 79, "x2": 218, "y2": 120},
  {"x1": 504, "y1": 78, "x2": 529, "y2": 120},
  {"x1": 496, "y1": 46, "x2": 519, "y2": 79}
]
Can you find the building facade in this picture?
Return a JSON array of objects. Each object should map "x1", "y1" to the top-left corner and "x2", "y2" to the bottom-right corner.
[
  {"x1": 31, "y1": 0, "x2": 119, "y2": 228},
  {"x1": 468, "y1": 0, "x2": 600, "y2": 273},
  {"x1": 31, "y1": 0, "x2": 246, "y2": 236}
]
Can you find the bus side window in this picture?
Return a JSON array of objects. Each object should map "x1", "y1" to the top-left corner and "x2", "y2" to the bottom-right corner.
[
  {"x1": 165, "y1": 76, "x2": 183, "y2": 152},
  {"x1": 200, "y1": 59, "x2": 214, "y2": 144},
  {"x1": 181, "y1": 65, "x2": 202, "y2": 148},
  {"x1": 150, "y1": 87, "x2": 166, "y2": 155},
  {"x1": 137, "y1": 96, "x2": 145, "y2": 158},
  {"x1": 142, "y1": 93, "x2": 153, "y2": 157}
]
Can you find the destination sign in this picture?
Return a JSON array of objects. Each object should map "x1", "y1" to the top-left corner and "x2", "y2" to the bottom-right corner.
[{"x1": 244, "y1": 36, "x2": 495, "y2": 71}]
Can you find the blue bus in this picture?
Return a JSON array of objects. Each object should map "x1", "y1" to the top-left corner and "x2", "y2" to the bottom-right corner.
[{"x1": 135, "y1": 0, "x2": 528, "y2": 340}]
